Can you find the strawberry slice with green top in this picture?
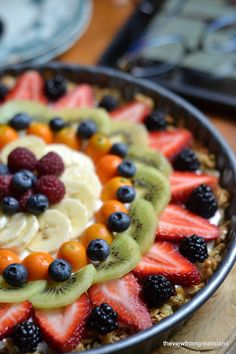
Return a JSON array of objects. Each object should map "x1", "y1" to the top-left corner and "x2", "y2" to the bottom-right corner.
[
  {"x1": 110, "y1": 101, "x2": 152, "y2": 123},
  {"x1": 170, "y1": 171, "x2": 218, "y2": 202},
  {"x1": 149, "y1": 129, "x2": 192, "y2": 160},
  {"x1": 6, "y1": 70, "x2": 47, "y2": 103},
  {"x1": 157, "y1": 204, "x2": 220, "y2": 241},
  {"x1": 0, "y1": 301, "x2": 32, "y2": 339},
  {"x1": 34, "y1": 294, "x2": 91, "y2": 353},
  {"x1": 53, "y1": 84, "x2": 95, "y2": 110},
  {"x1": 89, "y1": 273, "x2": 152, "y2": 330},
  {"x1": 134, "y1": 241, "x2": 201, "y2": 286}
]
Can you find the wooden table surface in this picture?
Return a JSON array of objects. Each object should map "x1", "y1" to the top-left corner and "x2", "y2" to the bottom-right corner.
[{"x1": 59, "y1": 1, "x2": 236, "y2": 353}]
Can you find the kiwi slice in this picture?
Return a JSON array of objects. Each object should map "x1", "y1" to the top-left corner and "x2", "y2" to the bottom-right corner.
[
  {"x1": 30, "y1": 264, "x2": 96, "y2": 309},
  {"x1": 55, "y1": 107, "x2": 111, "y2": 134},
  {"x1": 133, "y1": 165, "x2": 170, "y2": 214},
  {"x1": 0, "y1": 100, "x2": 51, "y2": 123},
  {"x1": 127, "y1": 145, "x2": 172, "y2": 177},
  {"x1": 108, "y1": 120, "x2": 148, "y2": 146},
  {"x1": 122, "y1": 198, "x2": 158, "y2": 254},
  {"x1": 94, "y1": 233, "x2": 141, "y2": 284},
  {"x1": 0, "y1": 279, "x2": 47, "y2": 303}
]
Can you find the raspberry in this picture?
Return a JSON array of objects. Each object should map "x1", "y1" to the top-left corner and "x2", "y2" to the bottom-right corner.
[
  {"x1": 8, "y1": 148, "x2": 37, "y2": 173},
  {"x1": 0, "y1": 175, "x2": 12, "y2": 199},
  {"x1": 36, "y1": 175, "x2": 65, "y2": 204},
  {"x1": 19, "y1": 189, "x2": 33, "y2": 211},
  {"x1": 36, "y1": 152, "x2": 64, "y2": 176}
]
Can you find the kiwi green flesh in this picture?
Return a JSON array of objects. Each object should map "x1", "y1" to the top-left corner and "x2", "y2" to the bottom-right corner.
[
  {"x1": 0, "y1": 279, "x2": 47, "y2": 303},
  {"x1": 30, "y1": 264, "x2": 96, "y2": 309},
  {"x1": 0, "y1": 100, "x2": 51, "y2": 123},
  {"x1": 133, "y1": 166, "x2": 171, "y2": 214},
  {"x1": 122, "y1": 198, "x2": 158, "y2": 254},
  {"x1": 127, "y1": 145, "x2": 172, "y2": 177},
  {"x1": 108, "y1": 121, "x2": 148, "y2": 146},
  {"x1": 93, "y1": 234, "x2": 141, "y2": 284},
  {"x1": 55, "y1": 107, "x2": 111, "y2": 134}
]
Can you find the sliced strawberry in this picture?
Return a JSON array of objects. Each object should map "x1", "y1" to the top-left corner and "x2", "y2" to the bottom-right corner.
[
  {"x1": 53, "y1": 84, "x2": 95, "y2": 110},
  {"x1": 171, "y1": 171, "x2": 218, "y2": 202},
  {"x1": 134, "y1": 241, "x2": 201, "y2": 286},
  {"x1": 34, "y1": 294, "x2": 91, "y2": 353},
  {"x1": 0, "y1": 301, "x2": 32, "y2": 339},
  {"x1": 89, "y1": 273, "x2": 152, "y2": 331},
  {"x1": 110, "y1": 101, "x2": 152, "y2": 123},
  {"x1": 149, "y1": 129, "x2": 192, "y2": 160},
  {"x1": 157, "y1": 204, "x2": 220, "y2": 242},
  {"x1": 6, "y1": 70, "x2": 47, "y2": 103}
]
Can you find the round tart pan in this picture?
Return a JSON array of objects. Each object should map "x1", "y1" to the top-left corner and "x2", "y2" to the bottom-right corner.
[{"x1": 0, "y1": 63, "x2": 235, "y2": 354}]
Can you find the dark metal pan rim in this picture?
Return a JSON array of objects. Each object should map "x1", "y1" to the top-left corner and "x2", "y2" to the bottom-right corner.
[{"x1": 0, "y1": 63, "x2": 235, "y2": 354}]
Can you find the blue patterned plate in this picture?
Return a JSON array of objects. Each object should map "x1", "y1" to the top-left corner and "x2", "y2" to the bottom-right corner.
[{"x1": 0, "y1": 0, "x2": 92, "y2": 66}]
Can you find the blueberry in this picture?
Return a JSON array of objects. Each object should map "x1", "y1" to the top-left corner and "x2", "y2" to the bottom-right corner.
[
  {"x1": 45, "y1": 75, "x2": 67, "y2": 101},
  {"x1": 8, "y1": 113, "x2": 32, "y2": 131},
  {"x1": 98, "y1": 95, "x2": 119, "y2": 112},
  {"x1": 3, "y1": 263, "x2": 28, "y2": 287},
  {"x1": 1, "y1": 196, "x2": 19, "y2": 215},
  {"x1": 117, "y1": 160, "x2": 136, "y2": 178},
  {"x1": 107, "y1": 212, "x2": 131, "y2": 232},
  {"x1": 116, "y1": 185, "x2": 136, "y2": 203},
  {"x1": 25, "y1": 194, "x2": 49, "y2": 215},
  {"x1": 76, "y1": 120, "x2": 97, "y2": 139},
  {"x1": 49, "y1": 117, "x2": 66, "y2": 132},
  {"x1": 110, "y1": 143, "x2": 128, "y2": 158},
  {"x1": 144, "y1": 111, "x2": 167, "y2": 131},
  {"x1": 19, "y1": 170, "x2": 37, "y2": 186},
  {"x1": 86, "y1": 239, "x2": 110, "y2": 262},
  {"x1": 11, "y1": 171, "x2": 33, "y2": 193},
  {"x1": 0, "y1": 164, "x2": 9, "y2": 175},
  {"x1": 48, "y1": 259, "x2": 72, "y2": 282},
  {"x1": 0, "y1": 82, "x2": 8, "y2": 100}
]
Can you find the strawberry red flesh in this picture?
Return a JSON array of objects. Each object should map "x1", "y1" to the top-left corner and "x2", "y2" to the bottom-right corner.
[
  {"x1": 53, "y1": 84, "x2": 95, "y2": 110},
  {"x1": 89, "y1": 273, "x2": 152, "y2": 331},
  {"x1": 134, "y1": 241, "x2": 201, "y2": 286},
  {"x1": 149, "y1": 129, "x2": 192, "y2": 160},
  {"x1": 157, "y1": 204, "x2": 220, "y2": 241},
  {"x1": 170, "y1": 171, "x2": 218, "y2": 202},
  {"x1": 6, "y1": 71, "x2": 47, "y2": 104},
  {"x1": 110, "y1": 101, "x2": 152, "y2": 123},
  {"x1": 0, "y1": 301, "x2": 32, "y2": 339},
  {"x1": 34, "y1": 294, "x2": 91, "y2": 353}
]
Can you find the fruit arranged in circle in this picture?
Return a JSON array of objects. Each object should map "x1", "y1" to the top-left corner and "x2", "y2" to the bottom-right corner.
[
  {"x1": 95, "y1": 200, "x2": 128, "y2": 224},
  {"x1": 85, "y1": 133, "x2": 112, "y2": 162},
  {"x1": 58, "y1": 241, "x2": 88, "y2": 272},
  {"x1": 87, "y1": 239, "x2": 110, "y2": 262},
  {"x1": 22, "y1": 252, "x2": 53, "y2": 281},
  {"x1": 96, "y1": 154, "x2": 122, "y2": 183},
  {"x1": 0, "y1": 250, "x2": 21, "y2": 274},
  {"x1": 53, "y1": 127, "x2": 81, "y2": 150},
  {"x1": 80, "y1": 223, "x2": 113, "y2": 247},
  {"x1": 0, "y1": 126, "x2": 19, "y2": 150},
  {"x1": 101, "y1": 177, "x2": 132, "y2": 201},
  {"x1": 27, "y1": 123, "x2": 53, "y2": 144}
]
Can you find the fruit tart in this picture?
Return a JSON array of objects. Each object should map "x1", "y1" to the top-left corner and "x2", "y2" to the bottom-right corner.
[{"x1": 0, "y1": 70, "x2": 230, "y2": 353}]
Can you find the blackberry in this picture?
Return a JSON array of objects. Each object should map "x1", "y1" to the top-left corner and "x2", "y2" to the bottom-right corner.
[
  {"x1": 45, "y1": 75, "x2": 67, "y2": 101},
  {"x1": 179, "y1": 235, "x2": 208, "y2": 263},
  {"x1": 173, "y1": 148, "x2": 200, "y2": 172},
  {"x1": 186, "y1": 184, "x2": 218, "y2": 219},
  {"x1": 98, "y1": 95, "x2": 119, "y2": 112},
  {"x1": 0, "y1": 82, "x2": 8, "y2": 100},
  {"x1": 12, "y1": 321, "x2": 42, "y2": 353},
  {"x1": 144, "y1": 110, "x2": 167, "y2": 131},
  {"x1": 88, "y1": 303, "x2": 118, "y2": 334},
  {"x1": 142, "y1": 275, "x2": 175, "y2": 308}
]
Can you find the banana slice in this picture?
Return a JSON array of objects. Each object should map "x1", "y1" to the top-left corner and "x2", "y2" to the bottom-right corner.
[
  {"x1": 1, "y1": 135, "x2": 46, "y2": 163},
  {"x1": 63, "y1": 179, "x2": 96, "y2": 216},
  {"x1": 0, "y1": 213, "x2": 9, "y2": 231},
  {"x1": 28, "y1": 210, "x2": 71, "y2": 253},
  {"x1": 52, "y1": 198, "x2": 88, "y2": 239},
  {"x1": 5, "y1": 215, "x2": 39, "y2": 253},
  {"x1": 0, "y1": 213, "x2": 27, "y2": 245},
  {"x1": 61, "y1": 166, "x2": 101, "y2": 198},
  {"x1": 44, "y1": 144, "x2": 94, "y2": 171}
]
